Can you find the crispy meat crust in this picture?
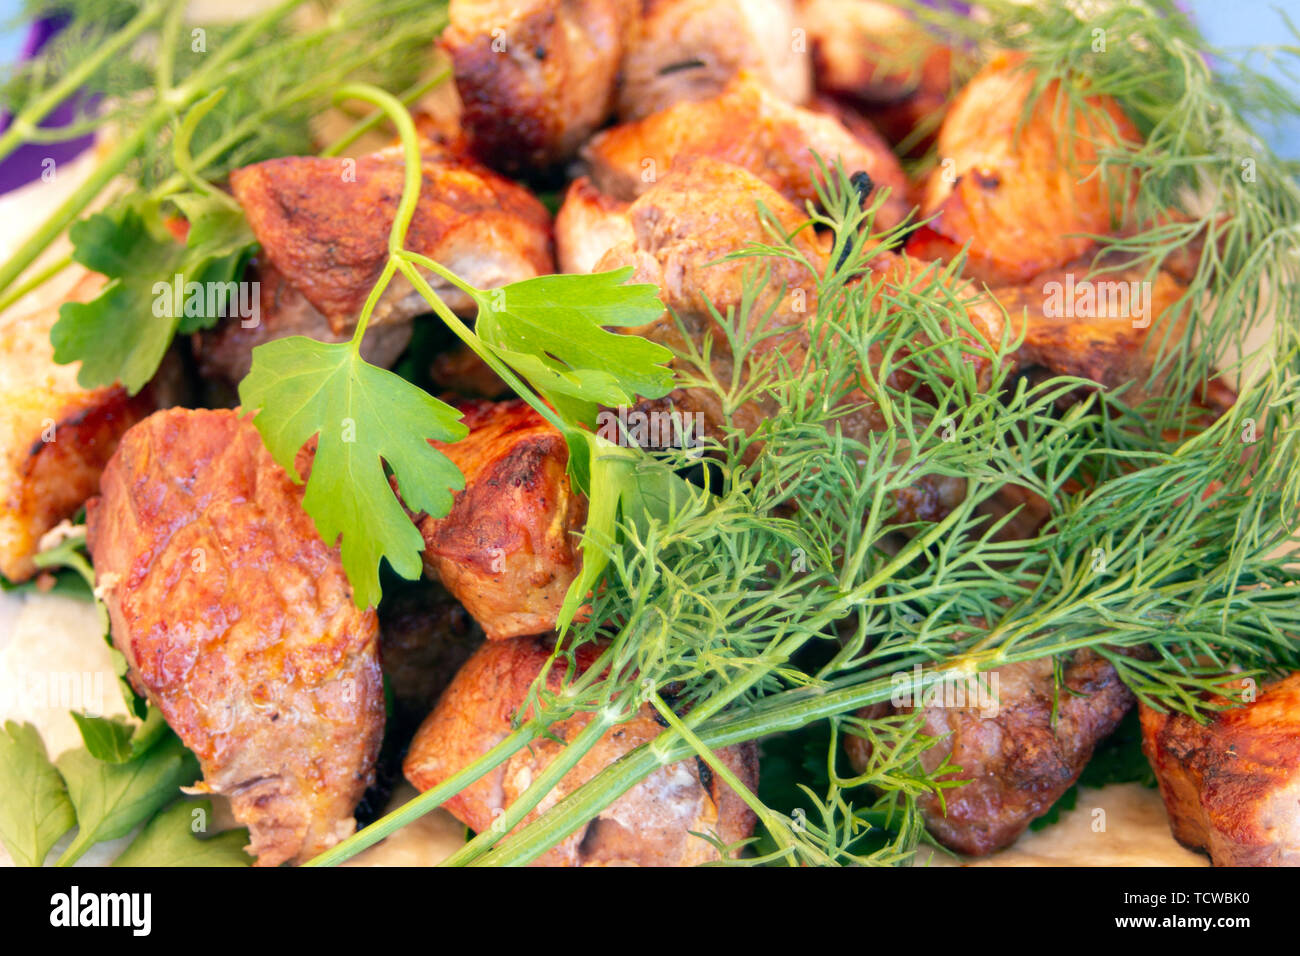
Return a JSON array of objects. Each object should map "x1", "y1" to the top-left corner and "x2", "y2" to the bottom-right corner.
[
  {"x1": 584, "y1": 72, "x2": 909, "y2": 228},
  {"x1": 193, "y1": 258, "x2": 412, "y2": 387},
  {"x1": 554, "y1": 176, "x2": 634, "y2": 275},
  {"x1": 617, "y1": 0, "x2": 810, "y2": 121},
  {"x1": 798, "y1": 0, "x2": 958, "y2": 150},
  {"x1": 1141, "y1": 673, "x2": 1300, "y2": 866},
  {"x1": 229, "y1": 145, "x2": 553, "y2": 329},
  {"x1": 85, "y1": 409, "x2": 384, "y2": 867},
  {"x1": 847, "y1": 650, "x2": 1134, "y2": 855},
  {"x1": 403, "y1": 635, "x2": 759, "y2": 865},
  {"x1": 0, "y1": 268, "x2": 157, "y2": 582},
  {"x1": 905, "y1": 53, "x2": 1139, "y2": 284},
  {"x1": 443, "y1": 0, "x2": 637, "y2": 170},
  {"x1": 418, "y1": 399, "x2": 586, "y2": 640}
]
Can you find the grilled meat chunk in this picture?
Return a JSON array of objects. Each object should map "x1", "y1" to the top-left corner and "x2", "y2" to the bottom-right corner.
[
  {"x1": 404, "y1": 636, "x2": 759, "y2": 865},
  {"x1": 85, "y1": 408, "x2": 384, "y2": 867},
  {"x1": 1141, "y1": 673, "x2": 1300, "y2": 866},
  {"x1": 847, "y1": 650, "x2": 1135, "y2": 855},
  {"x1": 229, "y1": 144, "x2": 554, "y2": 329},
  {"x1": 584, "y1": 72, "x2": 909, "y2": 228},
  {"x1": 617, "y1": 0, "x2": 810, "y2": 121},
  {"x1": 442, "y1": 0, "x2": 637, "y2": 170},
  {"x1": 194, "y1": 258, "x2": 412, "y2": 387},
  {"x1": 0, "y1": 268, "x2": 159, "y2": 582},
  {"x1": 905, "y1": 52, "x2": 1139, "y2": 284},
  {"x1": 988, "y1": 262, "x2": 1235, "y2": 411},
  {"x1": 797, "y1": 0, "x2": 958, "y2": 149},
  {"x1": 418, "y1": 399, "x2": 586, "y2": 640},
  {"x1": 554, "y1": 177, "x2": 634, "y2": 275}
]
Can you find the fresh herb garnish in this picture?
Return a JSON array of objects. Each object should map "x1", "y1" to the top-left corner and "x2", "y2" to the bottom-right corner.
[
  {"x1": 54, "y1": 731, "x2": 200, "y2": 867},
  {"x1": 112, "y1": 798, "x2": 252, "y2": 868},
  {"x1": 0, "y1": 722, "x2": 77, "y2": 867},
  {"x1": 51, "y1": 194, "x2": 254, "y2": 393}
]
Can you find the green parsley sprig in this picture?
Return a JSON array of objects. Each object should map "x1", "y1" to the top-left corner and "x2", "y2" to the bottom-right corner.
[{"x1": 239, "y1": 85, "x2": 675, "y2": 610}]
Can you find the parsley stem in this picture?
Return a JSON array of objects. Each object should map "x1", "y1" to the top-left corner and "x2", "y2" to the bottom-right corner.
[
  {"x1": 321, "y1": 68, "x2": 451, "y2": 158},
  {"x1": 332, "y1": 84, "x2": 424, "y2": 257},
  {"x1": 394, "y1": 255, "x2": 569, "y2": 436}
]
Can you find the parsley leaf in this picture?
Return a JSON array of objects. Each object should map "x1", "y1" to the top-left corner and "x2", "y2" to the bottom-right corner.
[
  {"x1": 112, "y1": 799, "x2": 252, "y2": 868},
  {"x1": 476, "y1": 269, "x2": 675, "y2": 425},
  {"x1": 70, "y1": 708, "x2": 169, "y2": 765},
  {"x1": 0, "y1": 721, "x2": 76, "y2": 867},
  {"x1": 238, "y1": 337, "x2": 468, "y2": 609},
  {"x1": 54, "y1": 733, "x2": 200, "y2": 866},
  {"x1": 51, "y1": 194, "x2": 254, "y2": 394}
]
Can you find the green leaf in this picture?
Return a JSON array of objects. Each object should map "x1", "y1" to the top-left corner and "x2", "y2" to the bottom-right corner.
[
  {"x1": 112, "y1": 799, "x2": 252, "y2": 868},
  {"x1": 0, "y1": 721, "x2": 77, "y2": 867},
  {"x1": 239, "y1": 336, "x2": 468, "y2": 609},
  {"x1": 51, "y1": 194, "x2": 255, "y2": 394},
  {"x1": 71, "y1": 708, "x2": 169, "y2": 765},
  {"x1": 54, "y1": 733, "x2": 200, "y2": 866},
  {"x1": 555, "y1": 432, "x2": 692, "y2": 631},
  {"x1": 476, "y1": 269, "x2": 676, "y2": 421}
]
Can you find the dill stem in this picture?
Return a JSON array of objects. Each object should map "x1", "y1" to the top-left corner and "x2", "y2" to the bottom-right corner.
[
  {"x1": 302, "y1": 725, "x2": 542, "y2": 867},
  {"x1": 648, "y1": 693, "x2": 805, "y2": 866},
  {"x1": 438, "y1": 711, "x2": 618, "y2": 866},
  {"x1": 0, "y1": 252, "x2": 72, "y2": 315},
  {"x1": 0, "y1": 2, "x2": 167, "y2": 165}
]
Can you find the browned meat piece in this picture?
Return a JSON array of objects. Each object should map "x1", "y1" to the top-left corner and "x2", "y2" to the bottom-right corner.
[
  {"x1": 1141, "y1": 673, "x2": 1300, "y2": 866},
  {"x1": 428, "y1": 342, "x2": 509, "y2": 398},
  {"x1": 554, "y1": 177, "x2": 634, "y2": 275},
  {"x1": 617, "y1": 0, "x2": 810, "y2": 121},
  {"x1": 404, "y1": 636, "x2": 759, "y2": 865},
  {"x1": 85, "y1": 408, "x2": 384, "y2": 867},
  {"x1": 418, "y1": 399, "x2": 586, "y2": 640},
  {"x1": 379, "y1": 580, "x2": 484, "y2": 730},
  {"x1": 905, "y1": 53, "x2": 1140, "y2": 285},
  {"x1": 0, "y1": 267, "x2": 164, "y2": 582},
  {"x1": 194, "y1": 258, "x2": 413, "y2": 387},
  {"x1": 797, "y1": 0, "x2": 958, "y2": 150},
  {"x1": 442, "y1": 0, "x2": 637, "y2": 171},
  {"x1": 987, "y1": 262, "x2": 1235, "y2": 411},
  {"x1": 584, "y1": 72, "x2": 910, "y2": 229},
  {"x1": 229, "y1": 143, "x2": 554, "y2": 330},
  {"x1": 846, "y1": 650, "x2": 1134, "y2": 855}
]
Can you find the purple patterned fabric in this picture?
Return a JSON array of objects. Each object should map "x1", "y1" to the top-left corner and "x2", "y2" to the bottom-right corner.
[{"x1": 0, "y1": 17, "x2": 97, "y2": 195}]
